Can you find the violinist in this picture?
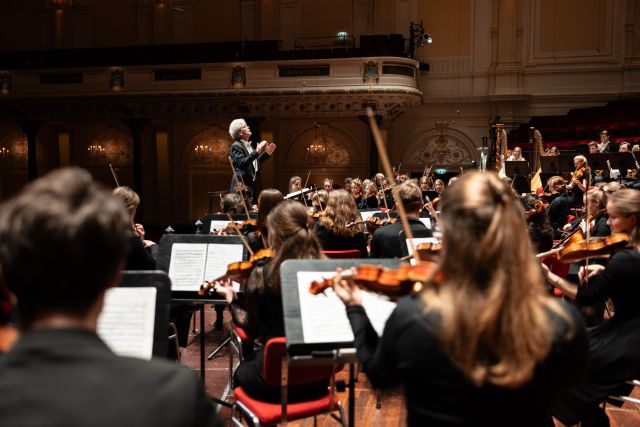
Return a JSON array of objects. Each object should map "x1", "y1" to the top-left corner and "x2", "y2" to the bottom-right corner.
[
  {"x1": 351, "y1": 178, "x2": 365, "y2": 209},
  {"x1": 521, "y1": 194, "x2": 553, "y2": 253},
  {"x1": 363, "y1": 181, "x2": 380, "y2": 209},
  {"x1": 333, "y1": 172, "x2": 587, "y2": 426},
  {"x1": 112, "y1": 186, "x2": 156, "y2": 270},
  {"x1": 543, "y1": 189, "x2": 640, "y2": 427},
  {"x1": 0, "y1": 168, "x2": 218, "y2": 426},
  {"x1": 373, "y1": 172, "x2": 385, "y2": 190},
  {"x1": 546, "y1": 176, "x2": 572, "y2": 239},
  {"x1": 322, "y1": 178, "x2": 333, "y2": 193},
  {"x1": 288, "y1": 175, "x2": 302, "y2": 194},
  {"x1": 562, "y1": 188, "x2": 610, "y2": 239},
  {"x1": 370, "y1": 182, "x2": 432, "y2": 258},
  {"x1": 214, "y1": 202, "x2": 329, "y2": 403},
  {"x1": 314, "y1": 190, "x2": 369, "y2": 258},
  {"x1": 344, "y1": 177, "x2": 353, "y2": 193},
  {"x1": 309, "y1": 189, "x2": 328, "y2": 215},
  {"x1": 566, "y1": 155, "x2": 590, "y2": 208},
  {"x1": 419, "y1": 176, "x2": 430, "y2": 192},
  {"x1": 245, "y1": 189, "x2": 284, "y2": 253}
]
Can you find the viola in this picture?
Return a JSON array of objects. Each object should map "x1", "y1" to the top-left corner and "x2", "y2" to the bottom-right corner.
[
  {"x1": 309, "y1": 262, "x2": 437, "y2": 300},
  {"x1": 537, "y1": 233, "x2": 630, "y2": 264},
  {"x1": 198, "y1": 249, "x2": 275, "y2": 296}
]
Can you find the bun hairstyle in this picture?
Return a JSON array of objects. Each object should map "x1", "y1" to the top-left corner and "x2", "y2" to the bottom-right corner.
[
  {"x1": 423, "y1": 172, "x2": 570, "y2": 388},
  {"x1": 266, "y1": 201, "x2": 324, "y2": 291}
]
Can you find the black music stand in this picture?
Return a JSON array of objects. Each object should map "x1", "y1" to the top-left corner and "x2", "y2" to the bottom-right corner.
[
  {"x1": 586, "y1": 153, "x2": 608, "y2": 172},
  {"x1": 504, "y1": 161, "x2": 530, "y2": 194},
  {"x1": 156, "y1": 234, "x2": 248, "y2": 391},
  {"x1": 280, "y1": 258, "x2": 401, "y2": 427},
  {"x1": 539, "y1": 155, "x2": 573, "y2": 189},
  {"x1": 607, "y1": 152, "x2": 636, "y2": 178},
  {"x1": 116, "y1": 270, "x2": 172, "y2": 358}
]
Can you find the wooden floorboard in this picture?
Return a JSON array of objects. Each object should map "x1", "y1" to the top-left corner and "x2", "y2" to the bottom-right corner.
[{"x1": 180, "y1": 308, "x2": 638, "y2": 427}]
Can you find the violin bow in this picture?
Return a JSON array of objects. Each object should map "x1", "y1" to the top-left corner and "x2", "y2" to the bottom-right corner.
[
  {"x1": 301, "y1": 170, "x2": 311, "y2": 208},
  {"x1": 226, "y1": 213, "x2": 255, "y2": 257},
  {"x1": 109, "y1": 163, "x2": 120, "y2": 188},
  {"x1": 366, "y1": 108, "x2": 416, "y2": 254}
]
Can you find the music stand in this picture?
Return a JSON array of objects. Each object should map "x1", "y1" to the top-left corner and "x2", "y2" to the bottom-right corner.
[
  {"x1": 586, "y1": 153, "x2": 608, "y2": 172},
  {"x1": 504, "y1": 161, "x2": 530, "y2": 194},
  {"x1": 607, "y1": 152, "x2": 636, "y2": 175},
  {"x1": 280, "y1": 258, "x2": 401, "y2": 427}
]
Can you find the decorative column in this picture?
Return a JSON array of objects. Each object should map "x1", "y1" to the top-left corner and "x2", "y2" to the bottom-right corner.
[{"x1": 123, "y1": 119, "x2": 148, "y2": 201}]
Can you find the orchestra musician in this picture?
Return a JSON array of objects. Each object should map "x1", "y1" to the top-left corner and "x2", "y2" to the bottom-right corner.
[
  {"x1": 214, "y1": 202, "x2": 329, "y2": 403},
  {"x1": 363, "y1": 181, "x2": 380, "y2": 209},
  {"x1": 314, "y1": 189, "x2": 369, "y2": 258},
  {"x1": 507, "y1": 146, "x2": 526, "y2": 162},
  {"x1": 598, "y1": 129, "x2": 617, "y2": 153},
  {"x1": 369, "y1": 182, "x2": 432, "y2": 258},
  {"x1": 546, "y1": 176, "x2": 572, "y2": 240},
  {"x1": 289, "y1": 175, "x2": 302, "y2": 194},
  {"x1": 0, "y1": 168, "x2": 218, "y2": 427},
  {"x1": 322, "y1": 178, "x2": 333, "y2": 193},
  {"x1": 544, "y1": 189, "x2": 640, "y2": 427},
  {"x1": 112, "y1": 186, "x2": 156, "y2": 270},
  {"x1": 333, "y1": 172, "x2": 587, "y2": 426},
  {"x1": 566, "y1": 155, "x2": 590, "y2": 208},
  {"x1": 351, "y1": 178, "x2": 365, "y2": 209},
  {"x1": 229, "y1": 118, "x2": 276, "y2": 201},
  {"x1": 246, "y1": 189, "x2": 284, "y2": 253}
]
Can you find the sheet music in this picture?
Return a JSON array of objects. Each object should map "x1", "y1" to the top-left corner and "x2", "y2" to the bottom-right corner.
[
  {"x1": 97, "y1": 287, "x2": 157, "y2": 360},
  {"x1": 406, "y1": 237, "x2": 439, "y2": 265},
  {"x1": 203, "y1": 243, "x2": 244, "y2": 283},
  {"x1": 209, "y1": 220, "x2": 229, "y2": 233},
  {"x1": 359, "y1": 210, "x2": 380, "y2": 221},
  {"x1": 168, "y1": 243, "x2": 207, "y2": 291},
  {"x1": 296, "y1": 271, "x2": 396, "y2": 343},
  {"x1": 418, "y1": 218, "x2": 432, "y2": 229}
]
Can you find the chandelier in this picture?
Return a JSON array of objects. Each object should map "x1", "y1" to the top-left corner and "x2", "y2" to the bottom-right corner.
[
  {"x1": 306, "y1": 134, "x2": 328, "y2": 162},
  {"x1": 194, "y1": 142, "x2": 214, "y2": 159},
  {"x1": 0, "y1": 146, "x2": 9, "y2": 160},
  {"x1": 87, "y1": 143, "x2": 105, "y2": 157}
]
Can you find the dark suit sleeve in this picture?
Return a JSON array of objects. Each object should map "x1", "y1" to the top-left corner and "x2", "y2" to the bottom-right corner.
[{"x1": 230, "y1": 141, "x2": 260, "y2": 171}]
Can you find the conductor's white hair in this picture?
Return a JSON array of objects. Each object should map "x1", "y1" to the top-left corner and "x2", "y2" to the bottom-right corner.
[{"x1": 229, "y1": 118, "x2": 247, "y2": 139}]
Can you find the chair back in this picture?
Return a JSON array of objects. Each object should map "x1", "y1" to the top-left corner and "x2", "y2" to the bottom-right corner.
[
  {"x1": 322, "y1": 249, "x2": 361, "y2": 259},
  {"x1": 262, "y1": 337, "x2": 342, "y2": 386}
]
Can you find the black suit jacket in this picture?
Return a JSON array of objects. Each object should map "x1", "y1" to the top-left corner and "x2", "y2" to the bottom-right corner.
[
  {"x1": 370, "y1": 218, "x2": 431, "y2": 258},
  {"x1": 229, "y1": 140, "x2": 270, "y2": 193},
  {"x1": 0, "y1": 328, "x2": 219, "y2": 427}
]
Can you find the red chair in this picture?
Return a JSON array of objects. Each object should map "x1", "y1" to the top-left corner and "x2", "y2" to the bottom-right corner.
[
  {"x1": 231, "y1": 337, "x2": 346, "y2": 426},
  {"x1": 322, "y1": 249, "x2": 361, "y2": 259}
]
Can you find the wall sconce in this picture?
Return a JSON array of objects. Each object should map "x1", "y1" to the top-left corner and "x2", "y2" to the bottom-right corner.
[
  {"x1": 0, "y1": 146, "x2": 9, "y2": 160},
  {"x1": 0, "y1": 73, "x2": 10, "y2": 96},
  {"x1": 194, "y1": 142, "x2": 214, "y2": 159},
  {"x1": 110, "y1": 69, "x2": 124, "y2": 92}
]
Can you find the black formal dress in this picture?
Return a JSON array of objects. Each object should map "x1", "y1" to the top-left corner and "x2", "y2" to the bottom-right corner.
[
  {"x1": 552, "y1": 247, "x2": 640, "y2": 426},
  {"x1": 346, "y1": 295, "x2": 588, "y2": 427},
  {"x1": 569, "y1": 170, "x2": 591, "y2": 208},
  {"x1": 314, "y1": 223, "x2": 368, "y2": 258},
  {"x1": 229, "y1": 139, "x2": 270, "y2": 196},
  {"x1": 547, "y1": 193, "x2": 571, "y2": 240},
  {"x1": 370, "y1": 218, "x2": 431, "y2": 258},
  {"x1": 126, "y1": 233, "x2": 156, "y2": 270},
  {"x1": 0, "y1": 328, "x2": 219, "y2": 427}
]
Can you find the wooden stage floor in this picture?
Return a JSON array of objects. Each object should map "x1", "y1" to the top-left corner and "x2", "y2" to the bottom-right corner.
[{"x1": 179, "y1": 308, "x2": 640, "y2": 427}]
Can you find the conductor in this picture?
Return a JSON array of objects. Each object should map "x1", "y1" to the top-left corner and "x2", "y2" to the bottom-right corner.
[{"x1": 229, "y1": 118, "x2": 276, "y2": 199}]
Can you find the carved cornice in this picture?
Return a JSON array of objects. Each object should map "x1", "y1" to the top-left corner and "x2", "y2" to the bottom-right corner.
[{"x1": 0, "y1": 90, "x2": 421, "y2": 121}]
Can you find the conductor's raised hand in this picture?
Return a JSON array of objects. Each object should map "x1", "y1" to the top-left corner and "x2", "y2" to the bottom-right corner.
[
  {"x1": 256, "y1": 140, "x2": 268, "y2": 153},
  {"x1": 266, "y1": 143, "x2": 277, "y2": 155},
  {"x1": 333, "y1": 267, "x2": 362, "y2": 307}
]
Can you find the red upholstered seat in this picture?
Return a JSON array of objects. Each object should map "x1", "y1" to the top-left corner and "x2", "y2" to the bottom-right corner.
[
  {"x1": 231, "y1": 322, "x2": 250, "y2": 343},
  {"x1": 322, "y1": 249, "x2": 361, "y2": 259},
  {"x1": 231, "y1": 337, "x2": 346, "y2": 426},
  {"x1": 233, "y1": 387, "x2": 341, "y2": 425}
]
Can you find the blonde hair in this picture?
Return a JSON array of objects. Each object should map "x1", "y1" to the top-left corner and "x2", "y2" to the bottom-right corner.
[
  {"x1": 574, "y1": 155, "x2": 588, "y2": 169},
  {"x1": 318, "y1": 190, "x2": 361, "y2": 236},
  {"x1": 608, "y1": 189, "x2": 640, "y2": 244},
  {"x1": 422, "y1": 172, "x2": 569, "y2": 388},
  {"x1": 112, "y1": 186, "x2": 139, "y2": 219}
]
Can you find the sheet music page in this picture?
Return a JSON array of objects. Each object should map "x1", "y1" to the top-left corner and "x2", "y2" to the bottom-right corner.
[
  {"x1": 168, "y1": 243, "x2": 207, "y2": 291},
  {"x1": 418, "y1": 218, "x2": 432, "y2": 229},
  {"x1": 296, "y1": 271, "x2": 396, "y2": 344},
  {"x1": 97, "y1": 287, "x2": 157, "y2": 360},
  {"x1": 406, "y1": 237, "x2": 439, "y2": 265},
  {"x1": 209, "y1": 220, "x2": 229, "y2": 233},
  {"x1": 359, "y1": 210, "x2": 380, "y2": 221},
  {"x1": 203, "y1": 243, "x2": 244, "y2": 283}
]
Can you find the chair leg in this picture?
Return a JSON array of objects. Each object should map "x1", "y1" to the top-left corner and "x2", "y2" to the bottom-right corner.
[{"x1": 375, "y1": 389, "x2": 382, "y2": 409}]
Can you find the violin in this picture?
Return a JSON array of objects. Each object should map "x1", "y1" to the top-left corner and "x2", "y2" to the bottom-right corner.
[
  {"x1": 413, "y1": 241, "x2": 442, "y2": 263},
  {"x1": 537, "y1": 233, "x2": 630, "y2": 264},
  {"x1": 525, "y1": 200, "x2": 545, "y2": 220},
  {"x1": 198, "y1": 249, "x2": 275, "y2": 296},
  {"x1": 309, "y1": 262, "x2": 437, "y2": 300},
  {"x1": 352, "y1": 190, "x2": 364, "y2": 200},
  {"x1": 225, "y1": 218, "x2": 258, "y2": 234}
]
